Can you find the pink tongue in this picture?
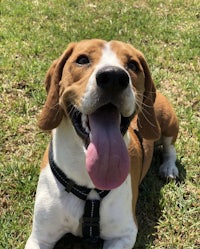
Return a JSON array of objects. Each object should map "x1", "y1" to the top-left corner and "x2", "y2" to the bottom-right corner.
[{"x1": 86, "y1": 105, "x2": 130, "y2": 190}]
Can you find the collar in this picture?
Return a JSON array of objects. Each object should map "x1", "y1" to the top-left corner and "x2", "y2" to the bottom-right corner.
[
  {"x1": 49, "y1": 140, "x2": 110, "y2": 200},
  {"x1": 49, "y1": 131, "x2": 143, "y2": 199}
]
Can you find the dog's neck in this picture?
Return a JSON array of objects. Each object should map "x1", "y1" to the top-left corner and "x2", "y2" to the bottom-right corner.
[{"x1": 52, "y1": 116, "x2": 95, "y2": 188}]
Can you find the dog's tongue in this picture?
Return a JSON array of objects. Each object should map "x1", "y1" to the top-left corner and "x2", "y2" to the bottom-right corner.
[{"x1": 86, "y1": 105, "x2": 130, "y2": 190}]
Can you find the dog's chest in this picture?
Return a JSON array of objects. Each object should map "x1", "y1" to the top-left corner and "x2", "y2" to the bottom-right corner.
[{"x1": 36, "y1": 165, "x2": 133, "y2": 239}]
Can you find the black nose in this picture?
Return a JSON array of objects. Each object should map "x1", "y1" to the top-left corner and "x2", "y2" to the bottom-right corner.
[{"x1": 96, "y1": 66, "x2": 129, "y2": 92}]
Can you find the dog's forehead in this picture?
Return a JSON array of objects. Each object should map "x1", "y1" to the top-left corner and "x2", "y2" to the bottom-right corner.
[
  {"x1": 71, "y1": 39, "x2": 106, "y2": 57},
  {"x1": 110, "y1": 41, "x2": 143, "y2": 61},
  {"x1": 70, "y1": 39, "x2": 142, "y2": 62}
]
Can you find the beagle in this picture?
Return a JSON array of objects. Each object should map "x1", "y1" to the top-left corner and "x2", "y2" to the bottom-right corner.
[{"x1": 25, "y1": 39, "x2": 179, "y2": 249}]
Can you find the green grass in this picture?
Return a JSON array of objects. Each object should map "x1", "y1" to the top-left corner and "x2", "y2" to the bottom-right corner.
[{"x1": 1, "y1": 0, "x2": 199, "y2": 248}]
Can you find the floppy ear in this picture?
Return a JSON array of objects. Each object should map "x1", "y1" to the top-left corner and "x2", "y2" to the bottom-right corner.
[
  {"x1": 137, "y1": 55, "x2": 161, "y2": 140},
  {"x1": 38, "y1": 43, "x2": 75, "y2": 130}
]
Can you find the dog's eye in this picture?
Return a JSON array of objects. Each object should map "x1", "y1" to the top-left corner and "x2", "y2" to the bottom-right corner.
[
  {"x1": 127, "y1": 60, "x2": 139, "y2": 72},
  {"x1": 76, "y1": 55, "x2": 90, "y2": 65}
]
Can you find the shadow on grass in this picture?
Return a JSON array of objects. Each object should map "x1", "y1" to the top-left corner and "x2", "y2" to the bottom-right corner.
[
  {"x1": 134, "y1": 148, "x2": 186, "y2": 249},
  {"x1": 54, "y1": 148, "x2": 186, "y2": 249}
]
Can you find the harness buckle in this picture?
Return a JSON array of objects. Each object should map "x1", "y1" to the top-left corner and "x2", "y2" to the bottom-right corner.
[{"x1": 65, "y1": 179, "x2": 75, "y2": 193}]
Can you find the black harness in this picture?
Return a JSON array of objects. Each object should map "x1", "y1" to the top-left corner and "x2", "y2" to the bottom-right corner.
[
  {"x1": 49, "y1": 141, "x2": 110, "y2": 243},
  {"x1": 49, "y1": 129, "x2": 144, "y2": 244}
]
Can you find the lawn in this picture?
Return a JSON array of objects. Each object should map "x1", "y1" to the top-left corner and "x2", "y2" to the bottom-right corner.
[{"x1": 1, "y1": 0, "x2": 199, "y2": 248}]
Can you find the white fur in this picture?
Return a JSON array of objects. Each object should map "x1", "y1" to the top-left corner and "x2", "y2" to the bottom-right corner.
[
  {"x1": 25, "y1": 43, "x2": 138, "y2": 249},
  {"x1": 159, "y1": 136, "x2": 179, "y2": 178}
]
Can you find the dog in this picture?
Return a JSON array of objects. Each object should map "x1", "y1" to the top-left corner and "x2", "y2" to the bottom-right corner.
[{"x1": 25, "y1": 39, "x2": 179, "y2": 249}]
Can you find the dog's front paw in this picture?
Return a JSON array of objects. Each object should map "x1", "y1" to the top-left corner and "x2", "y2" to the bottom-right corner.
[
  {"x1": 103, "y1": 237, "x2": 135, "y2": 249},
  {"x1": 159, "y1": 161, "x2": 179, "y2": 179},
  {"x1": 25, "y1": 236, "x2": 54, "y2": 249}
]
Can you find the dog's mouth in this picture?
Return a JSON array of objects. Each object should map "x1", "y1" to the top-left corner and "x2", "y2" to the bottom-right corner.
[
  {"x1": 68, "y1": 104, "x2": 134, "y2": 147},
  {"x1": 67, "y1": 104, "x2": 134, "y2": 190}
]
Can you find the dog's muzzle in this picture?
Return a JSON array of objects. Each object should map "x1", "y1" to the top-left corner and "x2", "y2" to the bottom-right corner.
[
  {"x1": 68, "y1": 104, "x2": 134, "y2": 148},
  {"x1": 67, "y1": 66, "x2": 134, "y2": 147},
  {"x1": 66, "y1": 66, "x2": 135, "y2": 190}
]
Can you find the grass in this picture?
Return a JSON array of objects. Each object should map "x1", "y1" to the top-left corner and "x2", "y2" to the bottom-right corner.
[{"x1": 1, "y1": 0, "x2": 199, "y2": 248}]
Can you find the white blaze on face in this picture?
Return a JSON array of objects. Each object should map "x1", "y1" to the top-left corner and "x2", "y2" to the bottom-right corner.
[{"x1": 96, "y1": 42, "x2": 124, "y2": 69}]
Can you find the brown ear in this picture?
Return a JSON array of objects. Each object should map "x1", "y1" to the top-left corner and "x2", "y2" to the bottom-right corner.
[
  {"x1": 38, "y1": 43, "x2": 75, "y2": 130},
  {"x1": 137, "y1": 55, "x2": 161, "y2": 140}
]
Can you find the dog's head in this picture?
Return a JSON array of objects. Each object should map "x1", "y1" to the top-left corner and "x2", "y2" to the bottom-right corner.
[{"x1": 38, "y1": 39, "x2": 160, "y2": 189}]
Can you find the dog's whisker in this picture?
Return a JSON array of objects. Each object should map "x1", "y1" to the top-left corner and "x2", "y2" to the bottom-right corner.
[{"x1": 138, "y1": 109, "x2": 158, "y2": 128}]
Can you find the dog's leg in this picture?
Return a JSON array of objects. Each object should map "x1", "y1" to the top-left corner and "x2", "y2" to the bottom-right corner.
[
  {"x1": 103, "y1": 222, "x2": 137, "y2": 249},
  {"x1": 159, "y1": 136, "x2": 179, "y2": 179},
  {"x1": 25, "y1": 236, "x2": 54, "y2": 249},
  {"x1": 25, "y1": 166, "x2": 75, "y2": 249},
  {"x1": 25, "y1": 217, "x2": 64, "y2": 249},
  {"x1": 103, "y1": 235, "x2": 136, "y2": 249}
]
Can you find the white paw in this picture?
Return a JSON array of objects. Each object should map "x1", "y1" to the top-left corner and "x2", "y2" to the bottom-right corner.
[{"x1": 159, "y1": 161, "x2": 179, "y2": 179}]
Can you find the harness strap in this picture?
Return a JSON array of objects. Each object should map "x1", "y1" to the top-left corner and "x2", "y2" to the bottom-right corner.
[
  {"x1": 134, "y1": 129, "x2": 144, "y2": 164},
  {"x1": 49, "y1": 144, "x2": 90, "y2": 200},
  {"x1": 82, "y1": 199, "x2": 100, "y2": 243},
  {"x1": 133, "y1": 129, "x2": 145, "y2": 182},
  {"x1": 49, "y1": 141, "x2": 110, "y2": 243}
]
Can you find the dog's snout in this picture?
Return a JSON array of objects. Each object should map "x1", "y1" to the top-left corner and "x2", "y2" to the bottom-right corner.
[{"x1": 96, "y1": 66, "x2": 129, "y2": 92}]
